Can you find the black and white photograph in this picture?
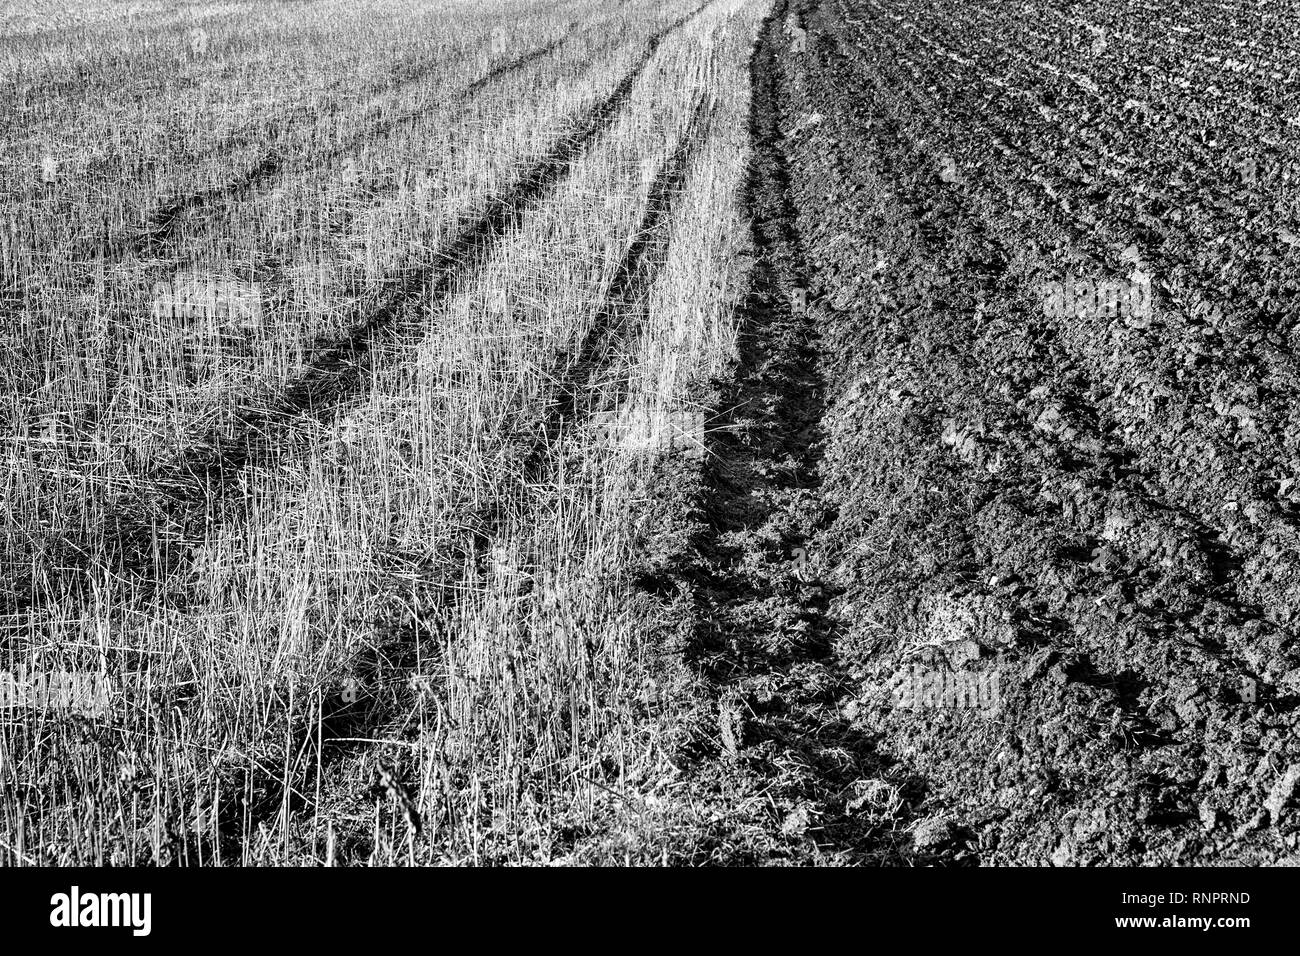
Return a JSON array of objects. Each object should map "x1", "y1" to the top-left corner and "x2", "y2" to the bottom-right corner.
[{"x1": 0, "y1": 0, "x2": 1291, "y2": 934}]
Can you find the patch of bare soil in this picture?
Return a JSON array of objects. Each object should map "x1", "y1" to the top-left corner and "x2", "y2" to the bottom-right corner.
[
  {"x1": 642, "y1": 4, "x2": 929, "y2": 864},
  {"x1": 660, "y1": 0, "x2": 1300, "y2": 865}
]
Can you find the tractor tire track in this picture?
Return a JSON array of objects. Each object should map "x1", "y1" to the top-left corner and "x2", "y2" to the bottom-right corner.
[
  {"x1": 78, "y1": 35, "x2": 579, "y2": 264},
  {"x1": 654, "y1": 5, "x2": 923, "y2": 864},
  {"x1": 525, "y1": 95, "x2": 713, "y2": 475}
]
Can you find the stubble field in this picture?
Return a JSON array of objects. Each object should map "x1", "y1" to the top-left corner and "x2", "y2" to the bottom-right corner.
[{"x1": 3, "y1": 0, "x2": 1298, "y2": 866}]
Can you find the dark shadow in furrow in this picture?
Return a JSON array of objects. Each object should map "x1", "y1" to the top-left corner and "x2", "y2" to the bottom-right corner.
[
  {"x1": 466, "y1": 37, "x2": 568, "y2": 95},
  {"x1": 81, "y1": 37, "x2": 574, "y2": 264},
  {"x1": 68, "y1": 81, "x2": 392, "y2": 261},
  {"x1": 670, "y1": 4, "x2": 925, "y2": 864},
  {"x1": 140, "y1": 36, "x2": 569, "y2": 253}
]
